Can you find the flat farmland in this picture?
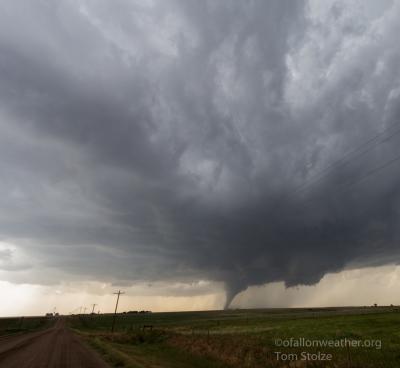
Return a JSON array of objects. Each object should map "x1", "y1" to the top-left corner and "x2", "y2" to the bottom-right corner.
[
  {"x1": 68, "y1": 306, "x2": 400, "y2": 368},
  {"x1": 0, "y1": 316, "x2": 53, "y2": 336}
]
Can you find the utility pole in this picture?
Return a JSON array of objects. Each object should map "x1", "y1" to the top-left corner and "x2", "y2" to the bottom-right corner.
[
  {"x1": 111, "y1": 290, "x2": 125, "y2": 332},
  {"x1": 91, "y1": 304, "x2": 97, "y2": 314}
]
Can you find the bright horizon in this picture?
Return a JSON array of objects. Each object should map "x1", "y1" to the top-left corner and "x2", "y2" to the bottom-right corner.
[{"x1": 1, "y1": 264, "x2": 400, "y2": 317}]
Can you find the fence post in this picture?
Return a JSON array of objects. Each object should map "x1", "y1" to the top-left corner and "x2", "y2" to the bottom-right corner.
[{"x1": 347, "y1": 344, "x2": 352, "y2": 368}]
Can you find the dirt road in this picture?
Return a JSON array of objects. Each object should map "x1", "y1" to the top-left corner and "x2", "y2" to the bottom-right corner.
[{"x1": 0, "y1": 318, "x2": 110, "y2": 368}]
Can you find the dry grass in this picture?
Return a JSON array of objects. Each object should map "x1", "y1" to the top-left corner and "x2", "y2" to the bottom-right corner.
[{"x1": 69, "y1": 309, "x2": 400, "y2": 368}]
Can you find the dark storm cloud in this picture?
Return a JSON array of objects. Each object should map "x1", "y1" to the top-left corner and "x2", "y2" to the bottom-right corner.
[{"x1": 1, "y1": 0, "x2": 400, "y2": 305}]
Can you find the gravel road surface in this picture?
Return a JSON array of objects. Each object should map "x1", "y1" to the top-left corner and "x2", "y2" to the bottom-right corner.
[{"x1": 0, "y1": 318, "x2": 110, "y2": 368}]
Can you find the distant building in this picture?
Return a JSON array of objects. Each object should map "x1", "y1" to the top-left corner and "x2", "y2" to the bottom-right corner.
[{"x1": 45, "y1": 312, "x2": 60, "y2": 317}]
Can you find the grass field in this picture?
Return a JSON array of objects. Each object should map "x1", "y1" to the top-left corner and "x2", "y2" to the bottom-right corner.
[
  {"x1": 68, "y1": 306, "x2": 400, "y2": 368},
  {"x1": 0, "y1": 315, "x2": 54, "y2": 336}
]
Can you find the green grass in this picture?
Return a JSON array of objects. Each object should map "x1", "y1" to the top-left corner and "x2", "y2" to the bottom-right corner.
[
  {"x1": 68, "y1": 307, "x2": 400, "y2": 368},
  {"x1": 0, "y1": 316, "x2": 54, "y2": 336},
  {"x1": 83, "y1": 335, "x2": 229, "y2": 368}
]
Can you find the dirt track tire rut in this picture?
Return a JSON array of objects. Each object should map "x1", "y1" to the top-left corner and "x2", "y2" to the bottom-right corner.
[{"x1": 0, "y1": 318, "x2": 110, "y2": 368}]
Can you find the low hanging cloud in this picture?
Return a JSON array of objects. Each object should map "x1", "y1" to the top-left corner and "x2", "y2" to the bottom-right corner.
[{"x1": 1, "y1": 0, "x2": 400, "y2": 307}]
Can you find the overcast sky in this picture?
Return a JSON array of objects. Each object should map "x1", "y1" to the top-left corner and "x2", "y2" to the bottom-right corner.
[{"x1": 1, "y1": 0, "x2": 400, "y2": 314}]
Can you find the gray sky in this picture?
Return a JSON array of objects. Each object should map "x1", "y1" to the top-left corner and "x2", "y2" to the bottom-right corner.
[{"x1": 1, "y1": 0, "x2": 400, "y2": 312}]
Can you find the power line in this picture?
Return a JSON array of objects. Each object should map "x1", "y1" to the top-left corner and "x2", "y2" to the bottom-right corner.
[
  {"x1": 310, "y1": 122, "x2": 400, "y2": 177},
  {"x1": 338, "y1": 152, "x2": 400, "y2": 193},
  {"x1": 292, "y1": 123, "x2": 400, "y2": 198},
  {"x1": 111, "y1": 290, "x2": 125, "y2": 333},
  {"x1": 302, "y1": 151, "x2": 400, "y2": 208},
  {"x1": 268, "y1": 125, "x2": 400, "y2": 217}
]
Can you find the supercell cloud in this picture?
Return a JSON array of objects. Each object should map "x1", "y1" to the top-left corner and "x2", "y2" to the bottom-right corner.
[{"x1": 0, "y1": 0, "x2": 400, "y2": 306}]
